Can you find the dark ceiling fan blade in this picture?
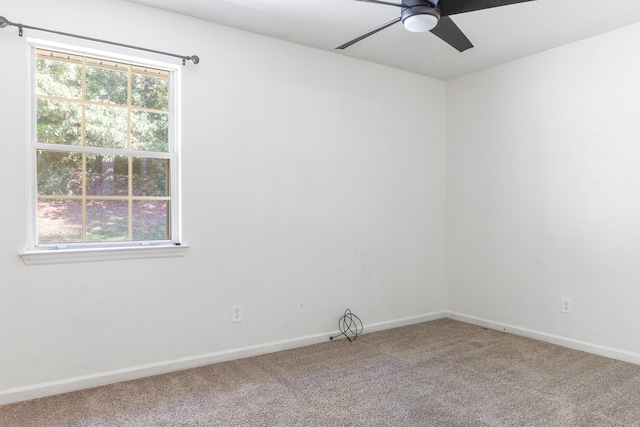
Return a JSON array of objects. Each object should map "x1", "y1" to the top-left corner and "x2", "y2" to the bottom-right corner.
[
  {"x1": 353, "y1": 0, "x2": 410, "y2": 8},
  {"x1": 430, "y1": 16, "x2": 473, "y2": 52},
  {"x1": 336, "y1": 17, "x2": 402, "y2": 50},
  {"x1": 440, "y1": 0, "x2": 536, "y2": 17}
]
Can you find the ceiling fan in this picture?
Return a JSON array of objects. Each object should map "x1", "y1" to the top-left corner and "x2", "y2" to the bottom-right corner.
[{"x1": 336, "y1": 0, "x2": 536, "y2": 52}]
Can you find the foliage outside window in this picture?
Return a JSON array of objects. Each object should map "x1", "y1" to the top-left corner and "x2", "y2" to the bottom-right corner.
[{"x1": 33, "y1": 48, "x2": 178, "y2": 248}]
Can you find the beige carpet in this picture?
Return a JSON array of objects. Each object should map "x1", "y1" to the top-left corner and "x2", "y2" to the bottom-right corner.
[{"x1": 2, "y1": 319, "x2": 640, "y2": 426}]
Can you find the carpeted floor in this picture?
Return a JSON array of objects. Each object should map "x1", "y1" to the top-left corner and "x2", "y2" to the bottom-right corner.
[{"x1": 2, "y1": 319, "x2": 640, "y2": 426}]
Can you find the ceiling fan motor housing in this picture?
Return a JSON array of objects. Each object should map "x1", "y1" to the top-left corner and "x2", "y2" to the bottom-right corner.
[{"x1": 401, "y1": 1, "x2": 441, "y2": 32}]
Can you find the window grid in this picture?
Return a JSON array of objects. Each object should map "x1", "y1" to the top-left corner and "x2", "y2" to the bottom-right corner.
[{"x1": 35, "y1": 48, "x2": 172, "y2": 246}]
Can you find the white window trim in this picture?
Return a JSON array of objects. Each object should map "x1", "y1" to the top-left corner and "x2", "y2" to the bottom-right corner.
[
  {"x1": 20, "y1": 38, "x2": 187, "y2": 265},
  {"x1": 19, "y1": 245, "x2": 189, "y2": 265}
]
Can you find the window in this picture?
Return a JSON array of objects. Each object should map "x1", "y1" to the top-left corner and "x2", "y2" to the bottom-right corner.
[{"x1": 22, "y1": 45, "x2": 185, "y2": 263}]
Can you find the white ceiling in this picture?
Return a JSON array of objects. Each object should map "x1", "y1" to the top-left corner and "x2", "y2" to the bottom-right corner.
[{"x1": 128, "y1": 0, "x2": 640, "y2": 80}]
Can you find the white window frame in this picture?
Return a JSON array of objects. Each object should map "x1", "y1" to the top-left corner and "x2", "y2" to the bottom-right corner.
[{"x1": 20, "y1": 39, "x2": 188, "y2": 265}]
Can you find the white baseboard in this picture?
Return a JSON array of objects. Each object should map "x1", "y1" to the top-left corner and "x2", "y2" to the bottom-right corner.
[
  {"x1": 363, "y1": 311, "x2": 447, "y2": 334},
  {"x1": 447, "y1": 311, "x2": 640, "y2": 366},
  {"x1": 0, "y1": 310, "x2": 446, "y2": 406}
]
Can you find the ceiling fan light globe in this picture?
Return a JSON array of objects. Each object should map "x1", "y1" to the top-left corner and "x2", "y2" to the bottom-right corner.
[{"x1": 403, "y1": 13, "x2": 438, "y2": 33}]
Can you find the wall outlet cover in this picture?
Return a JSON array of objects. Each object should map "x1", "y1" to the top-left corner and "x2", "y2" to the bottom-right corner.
[{"x1": 232, "y1": 304, "x2": 243, "y2": 323}]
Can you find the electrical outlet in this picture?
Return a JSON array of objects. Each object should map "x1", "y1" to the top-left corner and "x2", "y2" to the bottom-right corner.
[
  {"x1": 232, "y1": 304, "x2": 243, "y2": 323},
  {"x1": 561, "y1": 297, "x2": 572, "y2": 314}
]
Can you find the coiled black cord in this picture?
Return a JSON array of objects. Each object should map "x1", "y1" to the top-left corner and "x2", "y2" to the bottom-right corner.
[{"x1": 329, "y1": 309, "x2": 363, "y2": 342}]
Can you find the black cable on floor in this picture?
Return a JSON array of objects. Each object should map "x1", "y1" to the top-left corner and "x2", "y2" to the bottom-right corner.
[{"x1": 329, "y1": 309, "x2": 363, "y2": 342}]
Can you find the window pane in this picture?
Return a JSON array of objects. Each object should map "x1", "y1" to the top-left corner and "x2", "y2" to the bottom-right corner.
[
  {"x1": 86, "y1": 154, "x2": 129, "y2": 196},
  {"x1": 37, "y1": 199, "x2": 82, "y2": 244},
  {"x1": 132, "y1": 158, "x2": 169, "y2": 197},
  {"x1": 37, "y1": 150, "x2": 82, "y2": 196},
  {"x1": 132, "y1": 200, "x2": 169, "y2": 241},
  {"x1": 32, "y1": 49, "x2": 178, "y2": 248},
  {"x1": 37, "y1": 99, "x2": 82, "y2": 145},
  {"x1": 36, "y1": 58, "x2": 82, "y2": 99},
  {"x1": 85, "y1": 66, "x2": 128, "y2": 105},
  {"x1": 86, "y1": 200, "x2": 129, "y2": 242},
  {"x1": 131, "y1": 111, "x2": 168, "y2": 152},
  {"x1": 132, "y1": 73, "x2": 168, "y2": 111},
  {"x1": 85, "y1": 104, "x2": 128, "y2": 149}
]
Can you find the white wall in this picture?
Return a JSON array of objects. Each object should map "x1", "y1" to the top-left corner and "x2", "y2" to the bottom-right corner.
[
  {"x1": 9, "y1": 0, "x2": 640, "y2": 406},
  {"x1": 0, "y1": 0, "x2": 447, "y2": 401},
  {"x1": 447, "y1": 24, "x2": 640, "y2": 356}
]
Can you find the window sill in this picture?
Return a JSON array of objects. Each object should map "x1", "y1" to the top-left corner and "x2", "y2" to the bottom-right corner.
[{"x1": 19, "y1": 245, "x2": 189, "y2": 265}]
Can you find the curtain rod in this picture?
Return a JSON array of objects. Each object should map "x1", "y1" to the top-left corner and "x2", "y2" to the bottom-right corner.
[{"x1": 0, "y1": 16, "x2": 199, "y2": 65}]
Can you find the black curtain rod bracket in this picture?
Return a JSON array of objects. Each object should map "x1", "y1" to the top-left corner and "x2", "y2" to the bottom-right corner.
[{"x1": 0, "y1": 15, "x2": 199, "y2": 65}]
